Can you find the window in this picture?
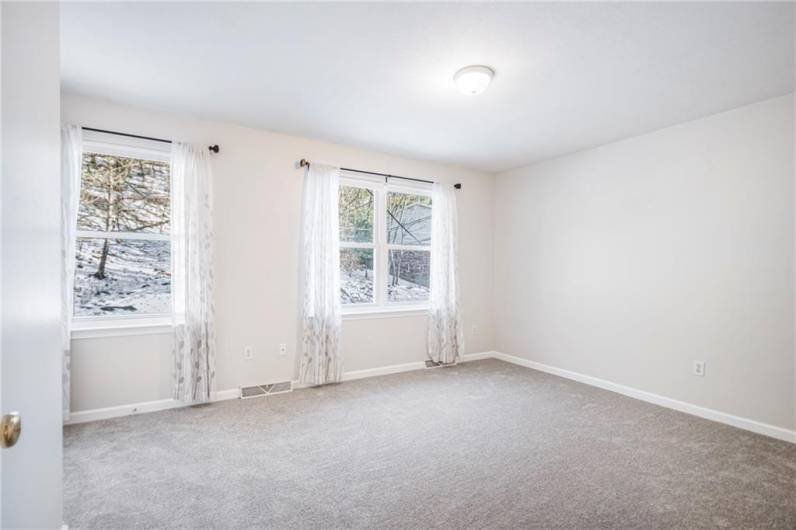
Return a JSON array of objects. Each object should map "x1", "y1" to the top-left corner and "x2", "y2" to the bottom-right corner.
[
  {"x1": 339, "y1": 173, "x2": 432, "y2": 311},
  {"x1": 73, "y1": 141, "x2": 171, "y2": 319}
]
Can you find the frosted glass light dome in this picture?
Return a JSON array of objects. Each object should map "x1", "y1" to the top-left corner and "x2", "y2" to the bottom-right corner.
[{"x1": 454, "y1": 65, "x2": 495, "y2": 95}]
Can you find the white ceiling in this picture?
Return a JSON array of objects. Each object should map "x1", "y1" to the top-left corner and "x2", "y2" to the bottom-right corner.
[{"x1": 61, "y1": 2, "x2": 794, "y2": 173}]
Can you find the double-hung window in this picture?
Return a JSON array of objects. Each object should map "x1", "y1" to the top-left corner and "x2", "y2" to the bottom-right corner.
[
  {"x1": 73, "y1": 135, "x2": 172, "y2": 324},
  {"x1": 339, "y1": 172, "x2": 432, "y2": 312}
]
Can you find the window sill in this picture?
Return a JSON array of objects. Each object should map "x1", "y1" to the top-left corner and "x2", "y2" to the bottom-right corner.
[
  {"x1": 342, "y1": 305, "x2": 429, "y2": 321},
  {"x1": 71, "y1": 317, "x2": 173, "y2": 339}
]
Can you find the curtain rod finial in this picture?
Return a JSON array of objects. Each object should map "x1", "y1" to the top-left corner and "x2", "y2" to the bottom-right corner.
[
  {"x1": 300, "y1": 158, "x2": 310, "y2": 168},
  {"x1": 208, "y1": 145, "x2": 219, "y2": 153},
  {"x1": 454, "y1": 183, "x2": 462, "y2": 190}
]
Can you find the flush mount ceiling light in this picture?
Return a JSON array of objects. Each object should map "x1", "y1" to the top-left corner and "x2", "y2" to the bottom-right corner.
[{"x1": 453, "y1": 65, "x2": 495, "y2": 95}]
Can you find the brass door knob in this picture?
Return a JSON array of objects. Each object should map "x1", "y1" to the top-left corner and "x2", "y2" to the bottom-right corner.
[{"x1": 1, "y1": 412, "x2": 21, "y2": 448}]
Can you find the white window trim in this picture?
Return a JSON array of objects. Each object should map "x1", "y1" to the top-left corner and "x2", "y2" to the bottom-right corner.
[
  {"x1": 340, "y1": 172, "x2": 432, "y2": 316},
  {"x1": 83, "y1": 133, "x2": 170, "y2": 162},
  {"x1": 71, "y1": 138, "x2": 173, "y2": 334},
  {"x1": 342, "y1": 306, "x2": 429, "y2": 321},
  {"x1": 76, "y1": 230, "x2": 170, "y2": 241},
  {"x1": 71, "y1": 315, "x2": 173, "y2": 339}
]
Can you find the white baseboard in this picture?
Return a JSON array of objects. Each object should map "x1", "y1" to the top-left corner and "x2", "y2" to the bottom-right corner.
[
  {"x1": 291, "y1": 352, "x2": 488, "y2": 389},
  {"x1": 290, "y1": 360, "x2": 425, "y2": 390},
  {"x1": 461, "y1": 351, "x2": 493, "y2": 362},
  {"x1": 342, "y1": 360, "x2": 424, "y2": 382},
  {"x1": 338, "y1": 351, "x2": 489, "y2": 383},
  {"x1": 214, "y1": 388, "x2": 241, "y2": 401},
  {"x1": 65, "y1": 397, "x2": 183, "y2": 425},
  {"x1": 67, "y1": 350, "x2": 793, "y2": 444},
  {"x1": 492, "y1": 351, "x2": 796, "y2": 444},
  {"x1": 66, "y1": 352, "x2": 493, "y2": 425}
]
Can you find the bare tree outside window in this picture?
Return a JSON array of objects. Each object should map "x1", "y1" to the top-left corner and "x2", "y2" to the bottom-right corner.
[
  {"x1": 338, "y1": 181, "x2": 432, "y2": 307},
  {"x1": 74, "y1": 152, "x2": 171, "y2": 316},
  {"x1": 339, "y1": 186, "x2": 375, "y2": 304},
  {"x1": 386, "y1": 192, "x2": 431, "y2": 302}
]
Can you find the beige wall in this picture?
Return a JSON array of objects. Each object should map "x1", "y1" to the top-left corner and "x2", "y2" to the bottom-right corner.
[
  {"x1": 494, "y1": 95, "x2": 795, "y2": 430},
  {"x1": 70, "y1": 333, "x2": 174, "y2": 412},
  {"x1": 64, "y1": 93, "x2": 496, "y2": 412},
  {"x1": 65, "y1": 92, "x2": 795, "y2": 433}
]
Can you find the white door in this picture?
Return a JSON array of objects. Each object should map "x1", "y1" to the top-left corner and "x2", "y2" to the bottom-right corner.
[{"x1": 1, "y1": 2, "x2": 64, "y2": 528}]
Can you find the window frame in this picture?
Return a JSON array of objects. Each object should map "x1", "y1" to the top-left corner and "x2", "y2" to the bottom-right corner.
[
  {"x1": 339, "y1": 171, "x2": 432, "y2": 316},
  {"x1": 72, "y1": 135, "x2": 173, "y2": 332}
]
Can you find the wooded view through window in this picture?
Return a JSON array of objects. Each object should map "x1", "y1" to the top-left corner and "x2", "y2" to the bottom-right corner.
[
  {"x1": 386, "y1": 191, "x2": 431, "y2": 302},
  {"x1": 338, "y1": 180, "x2": 431, "y2": 307},
  {"x1": 74, "y1": 151, "x2": 171, "y2": 317}
]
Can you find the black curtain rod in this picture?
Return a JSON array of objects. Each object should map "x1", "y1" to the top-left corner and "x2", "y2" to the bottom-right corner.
[
  {"x1": 82, "y1": 127, "x2": 220, "y2": 153},
  {"x1": 299, "y1": 159, "x2": 461, "y2": 189}
]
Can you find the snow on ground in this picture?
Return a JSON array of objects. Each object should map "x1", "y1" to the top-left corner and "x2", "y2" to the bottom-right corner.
[
  {"x1": 74, "y1": 239, "x2": 171, "y2": 316},
  {"x1": 341, "y1": 270, "x2": 373, "y2": 304},
  {"x1": 388, "y1": 277, "x2": 430, "y2": 302},
  {"x1": 74, "y1": 241, "x2": 427, "y2": 315},
  {"x1": 341, "y1": 270, "x2": 429, "y2": 305}
]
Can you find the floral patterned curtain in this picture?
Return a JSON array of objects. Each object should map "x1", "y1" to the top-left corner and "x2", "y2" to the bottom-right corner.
[
  {"x1": 299, "y1": 163, "x2": 343, "y2": 385},
  {"x1": 428, "y1": 183, "x2": 463, "y2": 364},
  {"x1": 61, "y1": 124, "x2": 83, "y2": 420},
  {"x1": 171, "y1": 142, "x2": 215, "y2": 403}
]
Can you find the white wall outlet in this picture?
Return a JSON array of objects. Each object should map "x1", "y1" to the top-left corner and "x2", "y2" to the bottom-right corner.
[
  {"x1": 279, "y1": 343, "x2": 287, "y2": 356},
  {"x1": 243, "y1": 346, "x2": 253, "y2": 360},
  {"x1": 472, "y1": 324, "x2": 479, "y2": 336},
  {"x1": 693, "y1": 360, "x2": 705, "y2": 377}
]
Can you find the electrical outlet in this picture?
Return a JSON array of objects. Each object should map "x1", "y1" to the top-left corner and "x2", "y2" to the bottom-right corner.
[
  {"x1": 693, "y1": 360, "x2": 705, "y2": 377},
  {"x1": 472, "y1": 324, "x2": 479, "y2": 336},
  {"x1": 243, "y1": 346, "x2": 253, "y2": 360},
  {"x1": 279, "y1": 343, "x2": 287, "y2": 356}
]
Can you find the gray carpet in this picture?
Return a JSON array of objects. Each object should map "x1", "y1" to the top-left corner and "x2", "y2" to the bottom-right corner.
[{"x1": 64, "y1": 359, "x2": 796, "y2": 529}]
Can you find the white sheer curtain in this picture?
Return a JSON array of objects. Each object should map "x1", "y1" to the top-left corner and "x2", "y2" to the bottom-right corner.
[
  {"x1": 428, "y1": 183, "x2": 464, "y2": 364},
  {"x1": 61, "y1": 125, "x2": 82, "y2": 420},
  {"x1": 171, "y1": 142, "x2": 216, "y2": 404},
  {"x1": 299, "y1": 163, "x2": 343, "y2": 385}
]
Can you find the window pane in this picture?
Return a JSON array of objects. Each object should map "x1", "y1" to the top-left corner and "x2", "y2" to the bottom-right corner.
[
  {"x1": 339, "y1": 186, "x2": 374, "y2": 243},
  {"x1": 388, "y1": 249, "x2": 430, "y2": 302},
  {"x1": 387, "y1": 192, "x2": 431, "y2": 246},
  {"x1": 74, "y1": 238, "x2": 171, "y2": 316},
  {"x1": 78, "y1": 153, "x2": 170, "y2": 234},
  {"x1": 340, "y1": 248, "x2": 374, "y2": 304}
]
